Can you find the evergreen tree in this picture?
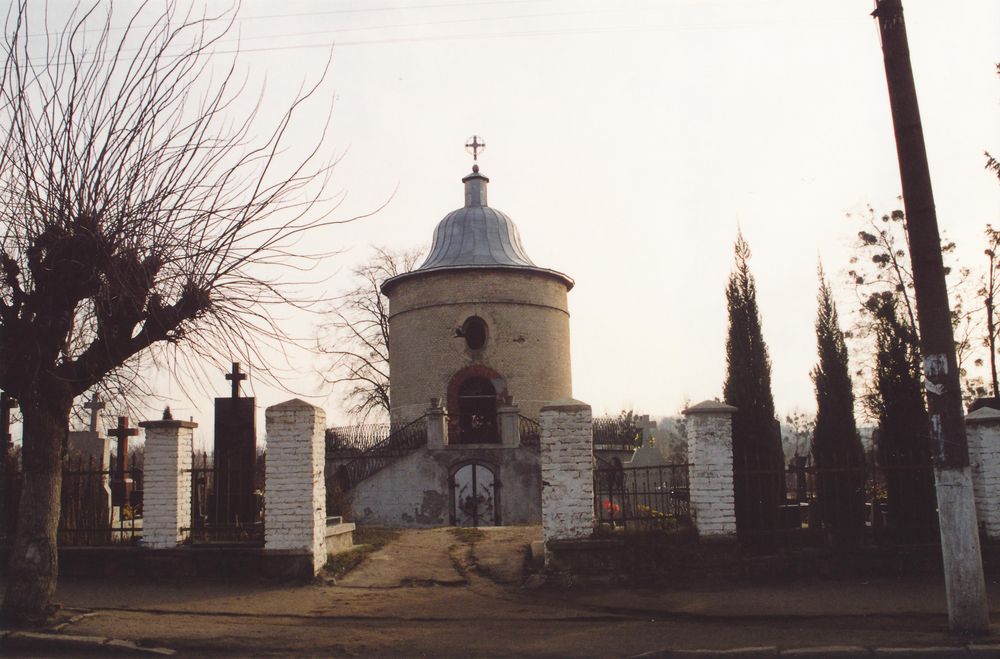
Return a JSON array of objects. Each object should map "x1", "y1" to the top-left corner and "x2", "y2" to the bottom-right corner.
[
  {"x1": 723, "y1": 233, "x2": 785, "y2": 546},
  {"x1": 810, "y1": 271, "x2": 866, "y2": 540},
  {"x1": 868, "y1": 292, "x2": 937, "y2": 540}
]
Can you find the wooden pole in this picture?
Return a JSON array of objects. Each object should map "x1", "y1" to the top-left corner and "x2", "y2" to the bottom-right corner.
[{"x1": 873, "y1": 0, "x2": 989, "y2": 632}]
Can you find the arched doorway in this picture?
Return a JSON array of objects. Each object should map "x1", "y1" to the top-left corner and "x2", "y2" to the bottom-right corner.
[
  {"x1": 450, "y1": 462, "x2": 499, "y2": 527},
  {"x1": 455, "y1": 376, "x2": 499, "y2": 444}
]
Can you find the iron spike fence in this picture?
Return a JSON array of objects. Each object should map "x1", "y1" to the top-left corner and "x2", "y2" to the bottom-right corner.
[
  {"x1": 592, "y1": 415, "x2": 642, "y2": 451},
  {"x1": 594, "y1": 463, "x2": 691, "y2": 533},
  {"x1": 333, "y1": 416, "x2": 428, "y2": 491},
  {"x1": 184, "y1": 452, "x2": 265, "y2": 546},
  {"x1": 326, "y1": 422, "x2": 403, "y2": 458},
  {"x1": 518, "y1": 415, "x2": 540, "y2": 448}
]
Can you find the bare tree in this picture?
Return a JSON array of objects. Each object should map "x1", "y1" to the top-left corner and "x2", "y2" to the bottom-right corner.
[
  {"x1": 317, "y1": 246, "x2": 421, "y2": 422},
  {"x1": 0, "y1": 2, "x2": 351, "y2": 621}
]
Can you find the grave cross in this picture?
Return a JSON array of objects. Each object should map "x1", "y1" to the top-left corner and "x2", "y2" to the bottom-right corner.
[
  {"x1": 225, "y1": 362, "x2": 247, "y2": 399},
  {"x1": 107, "y1": 416, "x2": 138, "y2": 479},
  {"x1": 84, "y1": 393, "x2": 106, "y2": 433},
  {"x1": 636, "y1": 414, "x2": 656, "y2": 448}
]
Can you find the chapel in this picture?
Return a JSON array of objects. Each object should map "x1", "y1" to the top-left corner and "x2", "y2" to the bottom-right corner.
[{"x1": 340, "y1": 143, "x2": 576, "y2": 527}]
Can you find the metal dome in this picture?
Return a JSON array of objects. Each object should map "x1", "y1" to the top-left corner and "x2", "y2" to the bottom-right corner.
[{"x1": 381, "y1": 167, "x2": 573, "y2": 294}]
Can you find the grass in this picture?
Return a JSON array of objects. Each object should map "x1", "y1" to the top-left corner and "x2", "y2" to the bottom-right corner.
[{"x1": 324, "y1": 526, "x2": 401, "y2": 579}]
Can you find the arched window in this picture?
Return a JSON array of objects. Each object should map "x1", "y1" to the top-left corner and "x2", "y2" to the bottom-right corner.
[
  {"x1": 456, "y1": 376, "x2": 498, "y2": 444},
  {"x1": 462, "y1": 316, "x2": 487, "y2": 351}
]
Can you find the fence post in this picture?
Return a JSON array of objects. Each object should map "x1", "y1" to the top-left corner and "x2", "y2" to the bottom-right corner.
[
  {"x1": 683, "y1": 400, "x2": 738, "y2": 541},
  {"x1": 498, "y1": 401, "x2": 521, "y2": 447},
  {"x1": 965, "y1": 406, "x2": 1000, "y2": 539},
  {"x1": 139, "y1": 416, "x2": 197, "y2": 549},
  {"x1": 540, "y1": 398, "x2": 594, "y2": 558},
  {"x1": 426, "y1": 398, "x2": 447, "y2": 449},
  {"x1": 265, "y1": 398, "x2": 327, "y2": 574}
]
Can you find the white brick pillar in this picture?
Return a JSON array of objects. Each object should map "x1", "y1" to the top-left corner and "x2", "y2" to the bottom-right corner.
[
  {"x1": 965, "y1": 406, "x2": 1000, "y2": 539},
  {"x1": 138, "y1": 417, "x2": 196, "y2": 549},
  {"x1": 426, "y1": 398, "x2": 447, "y2": 449},
  {"x1": 683, "y1": 400, "x2": 738, "y2": 540},
  {"x1": 265, "y1": 398, "x2": 327, "y2": 574},
  {"x1": 498, "y1": 403, "x2": 521, "y2": 447},
  {"x1": 540, "y1": 398, "x2": 594, "y2": 549}
]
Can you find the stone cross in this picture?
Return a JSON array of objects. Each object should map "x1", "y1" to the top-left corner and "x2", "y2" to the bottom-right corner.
[
  {"x1": 84, "y1": 393, "x2": 106, "y2": 433},
  {"x1": 225, "y1": 362, "x2": 247, "y2": 399},
  {"x1": 637, "y1": 414, "x2": 656, "y2": 447}
]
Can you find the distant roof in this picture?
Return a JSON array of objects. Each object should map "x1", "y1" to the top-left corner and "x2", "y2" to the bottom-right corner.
[{"x1": 381, "y1": 166, "x2": 573, "y2": 294}]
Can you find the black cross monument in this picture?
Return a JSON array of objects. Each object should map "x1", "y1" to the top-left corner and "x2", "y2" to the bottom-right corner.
[{"x1": 213, "y1": 362, "x2": 256, "y2": 525}]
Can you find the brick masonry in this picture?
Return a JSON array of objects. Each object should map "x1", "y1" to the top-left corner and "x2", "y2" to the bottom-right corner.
[
  {"x1": 139, "y1": 419, "x2": 196, "y2": 549},
  {"x1": 386, "y1": 269, "x2": 572, "y2": 423},
  {"x1": 265, "y1": 399, "x2": 327, "y2": 574},
  {"x1": 683, "y1": 400, "x2": 738, "y2": 539},
  {"x1": 540, "y1": 399, "x2": 594, "y2": 546},
  {"x1": 966, "y1": 406, "x2": 1000, "y2": 539}
]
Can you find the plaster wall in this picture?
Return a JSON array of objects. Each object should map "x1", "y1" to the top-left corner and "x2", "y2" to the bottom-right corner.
[
  {"x1": 347, "y1": 446, "x2": 542, "y2": 527},
  {"x1": 386, "y1": 269, "x2": 571, "y2": 423}
]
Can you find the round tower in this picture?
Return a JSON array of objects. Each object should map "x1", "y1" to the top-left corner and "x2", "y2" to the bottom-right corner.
[{"x1": 381, "y1": 164, "x2": 574, "y2": 440}]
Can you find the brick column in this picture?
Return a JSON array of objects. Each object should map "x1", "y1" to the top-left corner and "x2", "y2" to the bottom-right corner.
[
  {"x1": 540, "y1": 398, "x2": 594, "y2": 549},
  {"x1": 265, "y1": 398, "x2": 327, "y2": 574},
  {"x1": 683, "y1": 400, "x2": 737, "y2": 540},
  {"x1": 498, "y1": 403, "x2": 521, "y2": 448},
  {"x1": 965, "y1": 406, "x2": 1000, "y2": 539},
  {"x1": 426, "y1": 398, "x2": 447, "y2": 449},
  {"x1": 139, "y1": 417, "x2": 197, "y2": 549}
]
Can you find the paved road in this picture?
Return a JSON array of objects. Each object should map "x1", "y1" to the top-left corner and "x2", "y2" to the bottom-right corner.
[{"x1": 4, "y1": 527, "x2": 1000, "y2": 657}]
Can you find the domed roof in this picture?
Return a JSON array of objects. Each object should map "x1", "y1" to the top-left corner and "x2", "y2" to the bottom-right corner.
[{"x1": 381, "y1": 166, "x2": 573, "y2": 294}]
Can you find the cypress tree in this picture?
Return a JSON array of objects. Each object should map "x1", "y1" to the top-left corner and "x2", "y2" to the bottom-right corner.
[
  {"x1": 869, "y1": 292, "x2": 937, "y2": 540},
  {"x1": 723, "y1": 233, "x2": 785, "y2": 547},
  {"x1": 810, "y1": 271, "x2": 866, "y2": 541}
]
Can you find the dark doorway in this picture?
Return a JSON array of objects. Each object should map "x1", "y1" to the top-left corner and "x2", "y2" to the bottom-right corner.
[
  {"x1": 455, "y1": 376, "x2": 498, "y2": 444},
  {"x1": 450, "y1": 462, "x2": 499, "y2": 527}
]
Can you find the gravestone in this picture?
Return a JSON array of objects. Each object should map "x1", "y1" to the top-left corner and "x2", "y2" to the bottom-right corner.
[
  {"x1": 0, "y1": 391, "x2": 17, "y2": 537},
  {"x1": 66, "y1": 394, "x2": 113, "y2": 526},
  {"x1": 213, "y1": 362, "x2": 257, "y2": 525}
]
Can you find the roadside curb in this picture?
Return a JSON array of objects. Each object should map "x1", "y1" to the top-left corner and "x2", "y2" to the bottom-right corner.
[
  {"x1": 1, "y1": 629, "x2": 176, "y2": 655},
  {"x1": 632, "y1": 643, "x2": 1000, "y2": 657}
]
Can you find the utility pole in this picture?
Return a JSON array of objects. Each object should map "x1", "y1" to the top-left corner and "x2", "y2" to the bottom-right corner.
[{"x1": 873, "y1": 0, "x2": 989, "y2": 632}]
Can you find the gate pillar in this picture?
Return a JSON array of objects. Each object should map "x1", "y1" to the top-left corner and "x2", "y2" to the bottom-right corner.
[
  {"x1": 683, "y1": 400, "x2": 738, "y2": 540},
  {"x1": 140, "y1": 414, "x2": 197, "y2": 549},
  {"x1": 539, "y1": 398, "x2": 593, "y2": 560},
  {"x1": 966, "y1": 406, "x2": 1000, "y2": 539}
]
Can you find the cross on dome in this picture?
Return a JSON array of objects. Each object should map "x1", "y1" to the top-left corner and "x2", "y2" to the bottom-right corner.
[{"x1": 465, "y1": 135, "x2": 486, "y2": 163}]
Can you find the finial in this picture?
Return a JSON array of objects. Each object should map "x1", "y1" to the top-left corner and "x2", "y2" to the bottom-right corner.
[
  {"x1": 472, "y1": 164, "x2": 479, "y2": 173},
  {"x1": 163, "y1": 406, "x2": 173, "y2": 421},
  {"x1": 465, "y1": 135, "x2": 486, "y2": 163}
]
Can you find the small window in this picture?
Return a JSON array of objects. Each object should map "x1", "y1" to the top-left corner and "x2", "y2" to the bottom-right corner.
[{"x1": 463, "y1": 316, "x2": 487, "y2": 351}]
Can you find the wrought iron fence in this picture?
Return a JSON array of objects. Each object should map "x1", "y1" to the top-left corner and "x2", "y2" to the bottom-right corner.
[
  {"x1": 594, "y1": 463, "x2": 691, "y2": 532},
  {"x1": 592, "y1": 415, "x2": 642, "y2": 450},
  {"x1": 335, "y1": 416, "x2": 427, "y2": 490},
  {"x1": 184, "y1": 453, "x2": 265, "y2": 546},
  {"x1": 326, "y1": 422, "x2": 400, "y2": 457},
  {"x1": 735, "y1": 456, "x2": 938, "y2": 550},
  {"x1": 519, "y1": 415, "x2": 540, "y2": 447}
]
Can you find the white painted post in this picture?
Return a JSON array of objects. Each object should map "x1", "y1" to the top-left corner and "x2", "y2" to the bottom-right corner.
[
  {"x1": 426, "y1": 398, "x2": 447, "y2": 449},
  {"x1": 965, "y1": 406, "x2": 1000, "y2": 539},
  {"x1": 540, "y1": 398, "x2": 594, "y2": 552},
  {"x1": 683, "y1": 400, "x2": 738, "y2": 540},
  {"x1": 139, "y1": 417, "x2": 196, "y2": 549},
  {"x1": 498, "y1": 402, "x2": 521, "y2": 448},
  {"x1": 265, "y1": 398, "x2": 327, "y2": 574}
]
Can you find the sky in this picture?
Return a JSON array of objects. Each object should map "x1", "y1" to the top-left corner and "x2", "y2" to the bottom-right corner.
[{"x1": 6, "y1": 0, "x2": 1000, "y2": 447}]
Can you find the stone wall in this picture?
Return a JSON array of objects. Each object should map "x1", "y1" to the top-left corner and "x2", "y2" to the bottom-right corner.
[
  {"x1": 139, "y1": 419, "x2": 196, "y2": 549},
  {"x1": 683, "y1": 400, "x2": 737, "y2": 540},
  {"x1": 265, "y1": 399, "x2": 327, "y2": 574},
  {"x1": 540, "y1": 398, "x2": 593, "y2": 544},
  {"x1": 386, "y1": 269, "x2": 572, "y2": 423}
]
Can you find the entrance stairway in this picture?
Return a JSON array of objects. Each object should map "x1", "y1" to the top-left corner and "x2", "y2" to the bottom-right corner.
[{"x1": 332, "y1": 416, "x2": 427, "y2": 490}]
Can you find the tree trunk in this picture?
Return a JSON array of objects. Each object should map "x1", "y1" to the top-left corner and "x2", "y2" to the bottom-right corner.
[{"x1": 2, "y1": 390, "x2": 71, "y2": 624}]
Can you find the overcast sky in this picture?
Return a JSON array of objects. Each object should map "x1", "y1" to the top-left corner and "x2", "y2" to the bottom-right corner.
[{"x1": 9, "y1": 0, "x2": 1000, "y2": 443}]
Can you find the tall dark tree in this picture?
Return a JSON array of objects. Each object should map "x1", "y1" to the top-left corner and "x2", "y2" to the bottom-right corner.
[
  {"x1": 723, "y1": 233, "x2": 785, "y2": 547},
  {"x1": 0, "y1": 3, "x2": 342, "y2": 621},
  {"x1": 810, "y1": 271, "x2": 866, "y2": 540},
  {"x1": 867, "y1": 293, "x2": 937, "y2": 540}
]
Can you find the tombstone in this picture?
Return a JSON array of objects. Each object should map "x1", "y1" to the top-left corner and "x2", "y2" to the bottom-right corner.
[
  {"x1": 212, "y1": 362, "x2": 257, "y2": 526},
  {"x1": 107, "y1": 416, "x2": 139, "y2": 508},
  {"x1": 625, "y1": 415, "x2": 662, "y2": 468},
  {"x1": 66, "y1": 394, "x2": 114, "y2": 526},
  {"x1": 0, "y1": 391, "x2": 18, "y2": 537}
]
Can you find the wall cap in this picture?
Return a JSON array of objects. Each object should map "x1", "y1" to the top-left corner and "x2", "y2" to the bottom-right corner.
[
  {"x1": 966, "y1": 406, "x2": 1000, "y2": 424},
  {"x1": 139, "y1": 419, "x2": 198, "y2": 430},
  {"x1": 683, "y1": 400, "x2": 738, "y2": 416},
  {"x1": 266, "y1": 398, "x2": 323, "y2": 414},
  {"x1": 540, "y1": 397, "x2": 591, "y2": 413}
]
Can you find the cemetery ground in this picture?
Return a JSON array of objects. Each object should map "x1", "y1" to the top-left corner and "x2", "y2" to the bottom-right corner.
[{"x1": 4, "y1": 527, "x2": 1000, "y2": 657}]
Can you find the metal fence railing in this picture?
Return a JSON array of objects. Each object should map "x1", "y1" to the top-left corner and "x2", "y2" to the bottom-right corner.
[
  {"x1": 184, "y1": 453, "x2": 265, "y2": 546},
  {"x1": 594, "y1": 463, "x2": 691, "y2": 532},
  {"x1": 592, "y1": 415, "x2": 642, "y2": 451}
]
